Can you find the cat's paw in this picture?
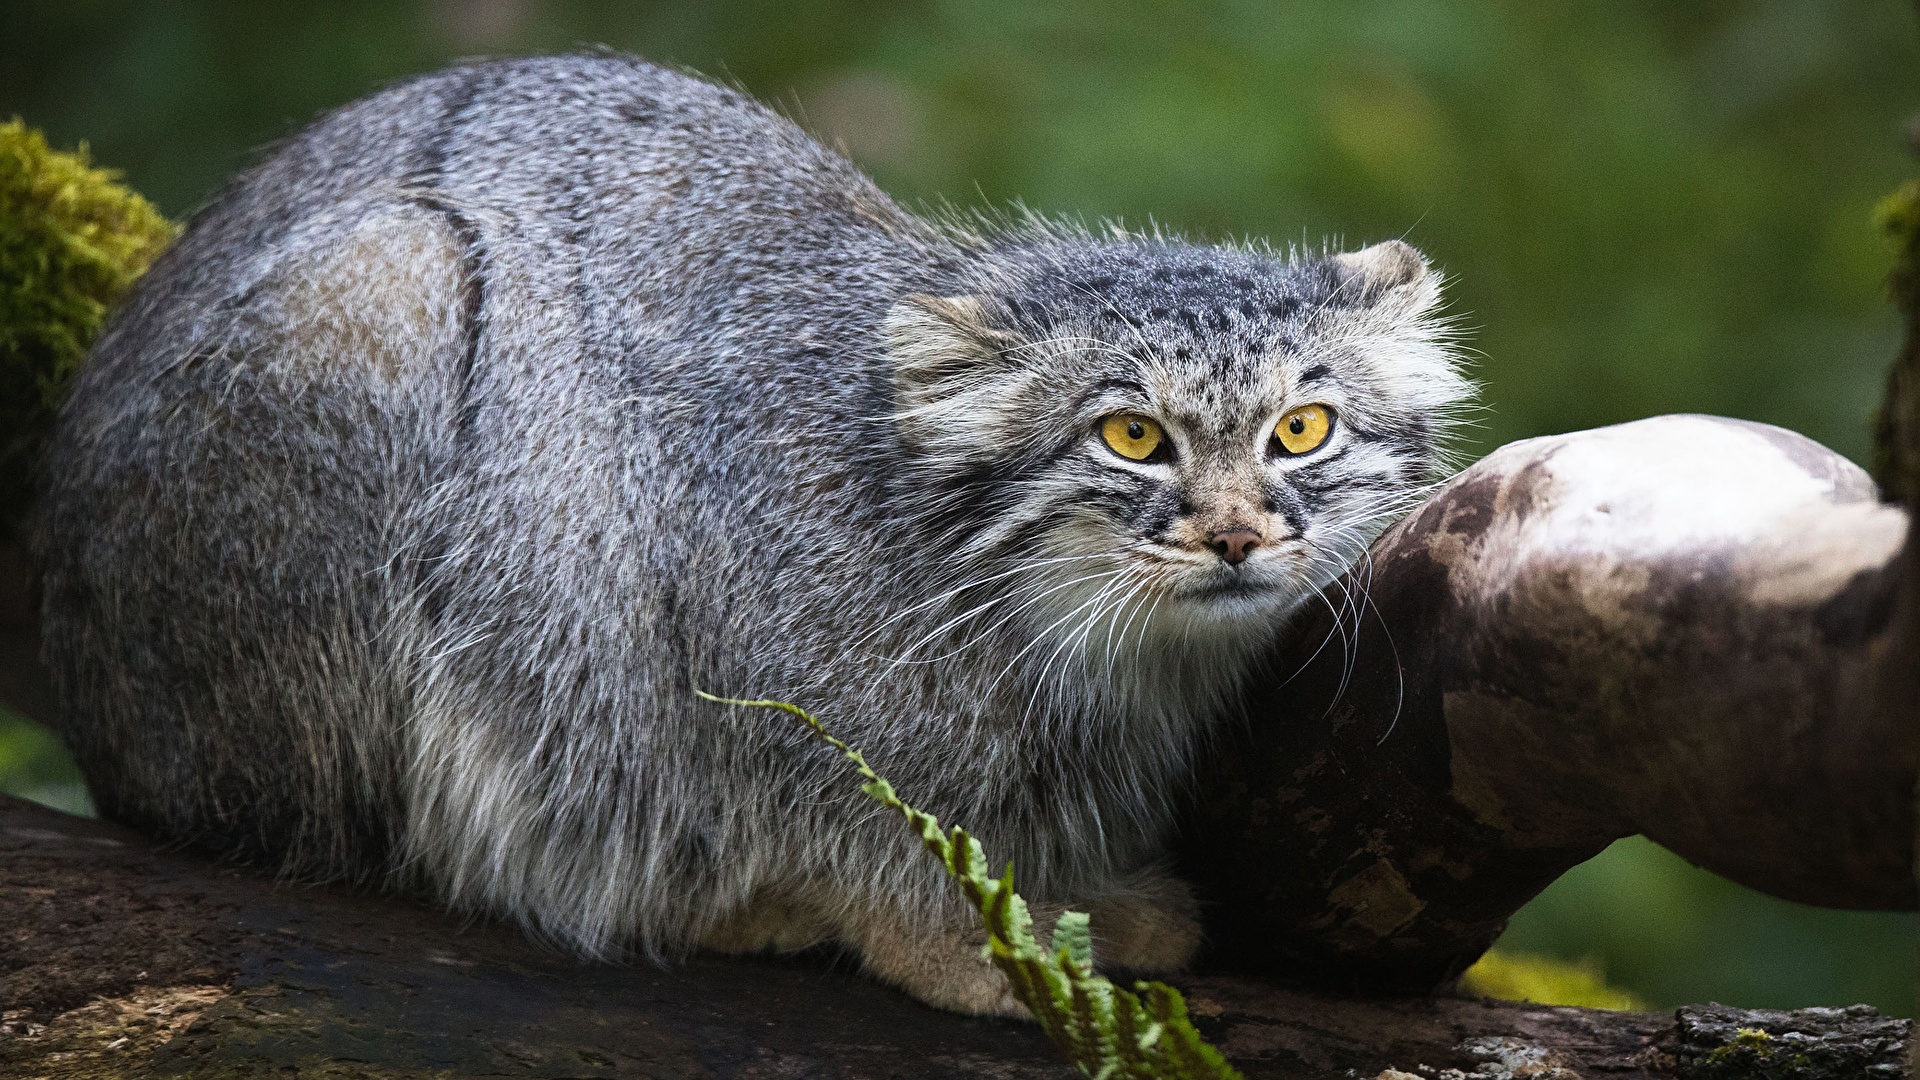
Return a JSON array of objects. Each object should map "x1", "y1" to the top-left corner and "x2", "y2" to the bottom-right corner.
[
  {"x1": 836, "y1": 906, "x2": 1031, "y2": 1018},
  {"x1": 1081, "y1": 869, "x2": 1203, "y2": 974}
]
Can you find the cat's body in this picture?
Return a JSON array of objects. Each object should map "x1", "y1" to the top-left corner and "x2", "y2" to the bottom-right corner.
[{"x1": 38, "y1": 54, "x2": 1468, "y2": 1014}]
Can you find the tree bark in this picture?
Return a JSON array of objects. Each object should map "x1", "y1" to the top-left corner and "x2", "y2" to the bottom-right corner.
[
  {"x1": 0, "y1": 538, "x2": 55, "y2": 728},
  {"x1": 1, "y1": 792, "x2": 1908, "y2": 1079}
]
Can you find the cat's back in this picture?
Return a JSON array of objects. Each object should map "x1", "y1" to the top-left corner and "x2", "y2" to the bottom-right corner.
[
  {"x1": 39, "y1": 54, "x2": 946, "y2": 879},
  {"x1": 89, "y1": 53, "x2": 937, "y2": 377},
  {"x1": 61, "y1": 52, "x2": 953, "y2": 553}
]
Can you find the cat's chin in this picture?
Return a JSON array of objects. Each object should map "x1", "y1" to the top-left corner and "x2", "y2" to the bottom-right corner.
[{"x1": 1168, "y1": 575, "x2": 1303, "y2": 621}]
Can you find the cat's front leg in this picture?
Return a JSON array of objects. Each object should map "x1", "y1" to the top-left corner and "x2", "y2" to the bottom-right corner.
[{"x1": 699, "y1": 889, "x2": 834, "y2": 955}]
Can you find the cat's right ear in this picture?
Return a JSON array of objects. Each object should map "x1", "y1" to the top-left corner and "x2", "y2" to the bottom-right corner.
[
  {"x1": 885, "y1": 294, "x2": 1024, "y2": 412},
  {"x1": 1328, "y1": 240, "x2": 1440, "y2": 319}
]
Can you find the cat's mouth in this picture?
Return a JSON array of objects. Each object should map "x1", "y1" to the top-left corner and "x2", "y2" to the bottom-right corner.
[
  {"x1": 1163, "y1": 573, "x2": 1302, "y2": 625},
  {"x1": 1174, "y1": 569, "x2": 1290, "y2": 603}
]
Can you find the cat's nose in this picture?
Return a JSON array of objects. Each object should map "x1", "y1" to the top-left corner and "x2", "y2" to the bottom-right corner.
[{"x1": 1206, "y1": 528, "x2": 1262, "y2": 566}]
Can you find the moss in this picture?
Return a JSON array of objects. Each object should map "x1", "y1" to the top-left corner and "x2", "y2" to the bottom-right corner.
[
  {"x1": 1695, "y1": 1027, "x2": 1817, "y2": 1079},
  {"x1": 1458, "y1": 949, "x2": 1645, "y2": 1011},
  {"x1": 0, "y1": 120, "x2": 176, "y2": 537},
  {"x1": 1684, "y1": 1019, "x2": 1899, "y2": 1080},
  {"x1": 1706, "y1": 1027, "x2": 1774, "y2": 1060}
]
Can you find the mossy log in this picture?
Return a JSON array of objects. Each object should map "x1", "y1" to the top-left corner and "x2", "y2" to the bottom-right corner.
[
  {"x1": 0, "y1": 121, "x2": 176, "y2": 545},
  {"x1": 1182, "y1": 414, "x2": 1915, "y2": 990},
  {"x1": 2, "y1": 792, "x2": 1909, "y2": 1079}
]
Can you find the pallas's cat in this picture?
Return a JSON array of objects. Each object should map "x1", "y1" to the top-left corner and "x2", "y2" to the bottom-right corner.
[{"x1": 38, "y1": 54, "x2": 1469, "y2": 1014}]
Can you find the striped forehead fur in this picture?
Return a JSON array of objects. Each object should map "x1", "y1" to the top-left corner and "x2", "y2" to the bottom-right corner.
[{"x1": 881, "y1": 230, "x2": 1472, "y2": 735}]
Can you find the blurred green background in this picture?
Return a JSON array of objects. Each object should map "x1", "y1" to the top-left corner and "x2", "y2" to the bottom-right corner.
[{"x1": 3, "y1": 0, "x2": 1916, "y2": 1014}]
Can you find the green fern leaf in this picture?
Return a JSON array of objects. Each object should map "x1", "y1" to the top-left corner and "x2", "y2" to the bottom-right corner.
[
  {"x1": 699, "y1": 693, "x2": 1245, "y2": 1080},
  {"x1": 1052, "y1": 909, "x2": 1094, "y2": 970}
]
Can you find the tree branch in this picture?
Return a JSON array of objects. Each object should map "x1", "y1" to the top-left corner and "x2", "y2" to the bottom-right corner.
[{"x1": 3, "y1": 793, "x2": 1907, "y2": 1079}]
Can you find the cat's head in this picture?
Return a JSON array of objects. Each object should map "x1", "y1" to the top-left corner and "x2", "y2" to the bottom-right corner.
[{"x1": 887, "y1": 235, "x2": 1471, "y2": 647}]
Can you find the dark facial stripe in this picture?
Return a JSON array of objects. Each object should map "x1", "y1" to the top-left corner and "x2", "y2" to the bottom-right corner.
[
  {"x1": 1267, "y1": 484, "x2": 1311, "y2": 537},
  {"x1": 1135, "y1": 485, "x2": 1186, "y2": 540},
  {"x1": 1342, "y1": 426, "x2": 1431, "y2": 460},
  {"x1": 1295, "y1": 362, "x2": 1334, "y2": 386},
  {"x1": 1287, "y1": 469, "x2": 1402, "y2": 498},
  {"x1": 906, "y1": 424, "x2": 1109, "y2": 552}
]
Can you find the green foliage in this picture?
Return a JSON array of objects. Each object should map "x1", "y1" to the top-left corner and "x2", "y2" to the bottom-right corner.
[
  {"x1": 1497, "y1": 836, "x2": 1915, "y2": 1015},
  {"x1": 700, "y1": 694, "x2": 1242, "y2": 1080},
  {"x1": 0, "y1": 119, "x2": 175, "y2": 534},
  {"x1": 1874, "y1": 182, "x2": 1920, "y2": 246},
  {"x1": 0, "y1": 707, "x2": 93, "y2": 817}
]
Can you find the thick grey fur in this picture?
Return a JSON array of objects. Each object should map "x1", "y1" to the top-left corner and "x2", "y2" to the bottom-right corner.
[{"x1": 37, "y1": 53, "x2": 1468, "y2": 1013}]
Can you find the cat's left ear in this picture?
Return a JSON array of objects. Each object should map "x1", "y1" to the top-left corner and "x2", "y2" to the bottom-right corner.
[
  {"x1": 885, "y1": 294, "x2": 1025, "y2": 411},
  {"x1": 1330, "y1": 240, "x2": 1441, "y2": 317}
]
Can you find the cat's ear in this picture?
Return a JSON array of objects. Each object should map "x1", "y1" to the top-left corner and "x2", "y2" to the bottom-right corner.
[
  {"x1": 885, "y1": 294, "x2": 1025, "y2": 411},
  {"x1": 886, "y1": 294, "x2": 1035, "y2": 457},
  {"x1": 1329, "y1": 241, "x2": 1470, "y2": 421},
  {"x1": 1330, "y1": 240, "x2": 1440, "y2": 317}
]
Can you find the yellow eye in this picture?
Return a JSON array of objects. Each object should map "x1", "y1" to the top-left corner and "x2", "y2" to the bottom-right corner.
[
  {"x1": 1275, "y1": 404, "x2": 1333, "y2": 455},
  {"x1": 1101, "y1": 414, "x2": 1165, "y2": 461}
]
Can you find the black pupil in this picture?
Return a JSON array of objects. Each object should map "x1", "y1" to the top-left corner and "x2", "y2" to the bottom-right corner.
[
  {"x1": 1289, "y1": 416, "x2": 1306, "y2": 435},
  {"x1": 1127, "y1": 421, "x2": 1144, "y2": 440}
]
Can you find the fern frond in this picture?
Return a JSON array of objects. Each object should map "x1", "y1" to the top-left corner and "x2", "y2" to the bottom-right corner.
[{"x1": 699, "y1": 693, "x2": 1245, "y2": 1080}]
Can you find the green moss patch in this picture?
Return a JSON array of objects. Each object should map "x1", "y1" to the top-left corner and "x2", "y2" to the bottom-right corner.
[{"x1": 0, "y1": 120, "x2": 176, "y2": 534}]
